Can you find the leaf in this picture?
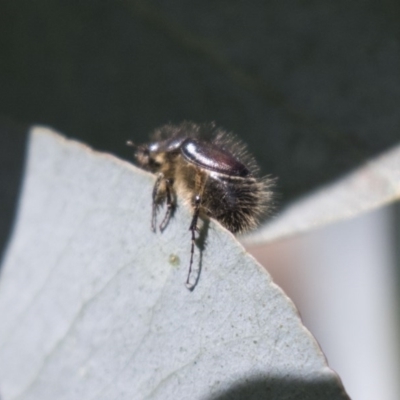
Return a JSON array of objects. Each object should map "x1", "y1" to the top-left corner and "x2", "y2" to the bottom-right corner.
[
  {"x1": 243, "y1": 143, "x2": 400, "y2": 246},
  {"x1": 0, "y1": 127, "x2": 349, "y2": 399}
]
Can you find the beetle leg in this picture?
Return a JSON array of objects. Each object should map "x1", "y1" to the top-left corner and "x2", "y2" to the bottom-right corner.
[
  {"x1": 159, "y1": 178, "x2": 174, "y2": 231},
  {"x1": 152, "y1": 173, "x2": 165, "y2": 232},
  {"x1": 186, "y1": 194, "x2": 201, "y2": 290}
]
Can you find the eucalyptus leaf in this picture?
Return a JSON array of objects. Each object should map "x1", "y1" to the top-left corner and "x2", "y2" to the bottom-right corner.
[
  {"x1": 0, "y1": 127, "x2": 349, "y2": 399},
  {"x1": 244, "y1": 143, "x2": 400, "y2": 245}
]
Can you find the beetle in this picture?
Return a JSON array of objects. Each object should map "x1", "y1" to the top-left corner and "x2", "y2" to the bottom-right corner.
[{"x1": 128, "y1": 122, "x2": 273, "y2": 290}]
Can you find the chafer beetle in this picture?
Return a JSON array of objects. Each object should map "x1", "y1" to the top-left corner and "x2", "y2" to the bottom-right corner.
[{"x1": 128, "y1": 122, "x2": 273, "y2": 290}]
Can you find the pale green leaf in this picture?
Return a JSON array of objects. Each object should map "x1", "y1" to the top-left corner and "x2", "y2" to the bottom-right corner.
[{"x1": 0, "y1": 127, "x2": 349, "y2": 399}]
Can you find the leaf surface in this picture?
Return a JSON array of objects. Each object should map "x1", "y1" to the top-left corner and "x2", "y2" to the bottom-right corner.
[
  {"x1": 244, "y1": 144, "x2": 400, "y2": 245},
  {"x1": 0, "y1": 127, "x2": 349, "y2": 400}
]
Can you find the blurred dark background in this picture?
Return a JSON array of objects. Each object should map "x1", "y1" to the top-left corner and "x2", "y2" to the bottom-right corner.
[{"x1": 1, "y1": 0, "x2": 400, "y2": 258}]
